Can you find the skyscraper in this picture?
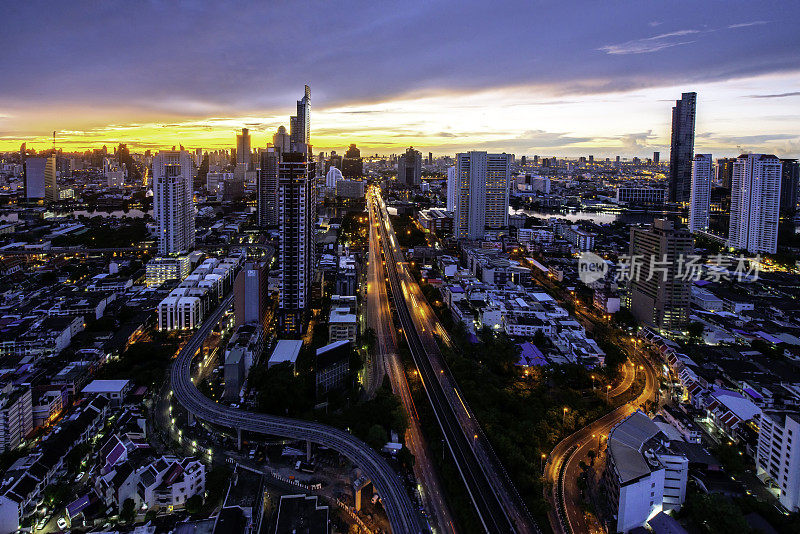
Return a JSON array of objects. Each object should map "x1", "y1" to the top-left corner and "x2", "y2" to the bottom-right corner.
[
  {"x1": 342, "y1": 144, "x2": 363, "y2": 178},
  {"x1": 234, "y1": 260, "x2": 268, "y2": 327},
  {"x1": 24, "y1": 157, "x2": 46, "y2": 199},
  {"x1": 44, "y1": 155, "x2": 58, "y2": 203},
  {"x1": 653, "y1": 151, "x2": 660, "y2": 165},
  {"x1": 446, "y1": 166, "x2": 457, "y2": 212},
  {"x1": 717, "y1": 157, "x2": 735, "y2": 189},
  {"x1": 627, "y1": 219, "x2": 693, "y2": 332},
  {"x1": 453, "y1": 151, "x2": 512, "y2": 239},
  {"x1": 668, "y1": 92, "x2": 697, "y2": 203},
  {"x1": 258, "y1": 147, "x2": 280, "y2": 227},
  {"x1": 728, "y1": 154, "x2": 782, "y2": 254},
  {"x1": 278, "y1": 151, "x2": 315, "y2": 335},
  {"x1": 153, "y1": 150, "x2": 195, "y2": 255},
  {"x1": 236, "y1": 128, "x2": 251, "y2": 169},
  {"x1": 397, "y1": 147, "x2": 422, "y2": 187},
  {"x1": 290, "y1": 85, "x2": 311, "y2": 151},
  {"x1": 779, "y1": 159, "x2": 798, "y2": 215},
  {"x1": 273, "y1": 125, "x2": 291, "y2": 153},
  {"x1": 689, "y1": 154, "x2": 712, "y2": 233}
]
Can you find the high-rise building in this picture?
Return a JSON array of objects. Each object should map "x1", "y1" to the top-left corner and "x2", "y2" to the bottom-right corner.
[
  {"x1": 44, "y1": 155, "x2": 58, "y2": 203},
  {"x1": 234, "y1": 261, "x2": 268, "y2": 327},
  {"x1": 717, "y1": 157, "x2": 736, "y2": 189},
  {"x1": 278, "y1": 152, "x2": 315, "y2": 335},
  {"x1": 756, "y1": 410, "x2": 800, "y2": 512},
  {"x1": 24, "y1": 157, "x2": 46, "y2": 199},
  {"x1": 728, "y1": 154, "x2": 782, "y2": 254},
  {"x1": 668, "y1": 92, "x2": 697, "y2": 203},
  {"x1": 397, "y1": 147, "x2": 422, "y2": 187},
  {"x1": 428, "y1": 152, "x2": 433, "y2": 165},
  {"x1": 653, "y1": 151, "x2": 660, "y2": 165},
  {"x1": 627, "y1": 219, "x2": 693, "y2": 332},
  {"x1": 236, "y1": 128, "x2": 251, "y2": 169},
  {"x1": 689, "y1": 154, "x2": 712, "y2": 233},
  {"x1": 273, "y1": 125, "x2": 291, "y2": 153},
  {"x1": 453, "y1": 151, "x2": 512, "y2": 239},
  {"x1": 290, "y1": 85, "x2": 311, "y2": 151},
  {"x1": 446, "y1": 166, "x2": 457, "y2": 212},
  {"x1": 258, "y1": 148, "x2": 280, "y2": 227},
  {"x1": 153, "y1": 150, "x2": 195, "y2": 255},
  {"x1": 342, "y1": 144, "x2": 363, "y2": 178},
  {"x1": 779, "y1": 159, "x2": 798, "y2": 215}
]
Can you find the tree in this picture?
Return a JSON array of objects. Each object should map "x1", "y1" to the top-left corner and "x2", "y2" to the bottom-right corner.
[
  {"x1": 120, "y1": 498, "x2": 135, "y2": 523},
  {"x1": 185, "y1": 494, "x2": 203, "y2": 515},
  {"x1": 688, "y1": 321, "x2": 705, "y2": 343},
  {"x1": 613, "y1": 308, "x2": 638, "y2": 329},
  {"x1": 366, "y1": 424, "x2": 388, "y2": 450}
]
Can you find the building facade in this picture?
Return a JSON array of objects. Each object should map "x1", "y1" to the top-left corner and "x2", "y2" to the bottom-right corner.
[
  {"x1": 689, "y1": 154, "x2": 712, "y2": 233},
  {"x1": 454, "y1": 151, "x2": 511, "y2": 239},
  {"x1": 728, "y1": 154, "x2": 782, "y2": 254},
  {"x1": 668, "y1": 92, "x2": 697, "y2": 203},
  {"x1": 278, "y1": 152, "x2": 315, "y2": 335},
  {"x1": 627, "y1": 219, "x2": 693, "y2": 332},
  {"x1": 397, "y1": 147, "x2": 422, "y2": 187},
  {"x1": 780, "y1": 158, "x2": 798, "y2": 215},
  {"x1": 258, "y1": 148, "x2": 280, "y2": 227},
  {"x1": 757, "y1": 410, "x2": 800, "y2": 512},
  {"x1": 152, "y1": 150, "x2": 195, "y2": 255}
]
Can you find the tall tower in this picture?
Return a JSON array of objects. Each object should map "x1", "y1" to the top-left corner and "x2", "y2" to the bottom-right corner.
[
  {"x1": 278, "y1": 151, "x2": 315, "y2": 335},
  {"x1": 397, "y1": 147, "x2": 422, "y2": 187},
  {"x1": 728, "y1": 154, "x2": 782, "y2": 254},
  {"x1": 668, "y1": 92, "x2": 696, "y2": 203},
  {"x1": 779, "y1": 159, "x2": 799, "y2": 215},
  {"x1": 689, "y1": 154, "x2": 712, "y2": 233},
  {"x1": 454, "y1": 151, "x2": 511, "y2": 239},
  {"x1": 272, "y1": 125, "x2": 291, "y2": 153},
  {"x1": 44, "y1": 155, "x2": 58, "y2": 203},
  {"x1": 152, "y1": 150, "x2": 195, "y2": 255},
  {"x1": 290, "y1": 85, "x2": 311, "y2": 151},
  {"x1": 236, "y1": 128, "x2": 251, "y2": 169},
  {"x1": 446, "y1": 166, "x2": 457, "y2": 212},
  {"x1": 258, "y1": 147, "x2": 280, "y2": 227},
  {"x1": 627, "y1": 219, "x2": 693, "y2": 332}
]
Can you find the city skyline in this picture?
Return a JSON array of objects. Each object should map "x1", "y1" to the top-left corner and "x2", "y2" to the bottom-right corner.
[{"x1": 2, "y1": 2, "x2": 799, "y2": 156}]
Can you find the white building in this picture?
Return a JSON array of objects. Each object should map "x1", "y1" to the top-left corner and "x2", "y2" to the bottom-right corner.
[
  {"x1": 145, "y1": 255, "x2": 191, "y2": 287},
  {"x1": 328, "y1": 295, "x2": 358, "y2": 344},
  {"x1": 454, "y1": 152, "x2": 511, "y2": 239},
  {"x1": 153, "y1": 150, "x2": 195, "y2": 255},
  {"x1": 728, "y1": 154, "x2": 782, "y2": 254},
  {"x1": 563, "y1": 225, "x2": 595, "y2": 251},
  {"x1": 446, "y1": 165, "x2": 457, "y2": 212},
  {"x1": 206, "y1": 172, "x2": 232, "y2": 194},
  {"x1": 104, "y1": 158, "x2": 126, "y2": 188},
  {"x1": 0, "y1": 385, "x2": 32, "y2": 453},
  {"x1": 325, "y1": 166, "x2": 343, "y2": 190},
  {"x1": 756, "y1": 410, "x2": 800, "y2": 511},
  {"x1": 689, "y1": 154, "x2": 712, "y2": 233},
  {"x1": 603, "y1": 411, "x2": 689, "y2": 533}
]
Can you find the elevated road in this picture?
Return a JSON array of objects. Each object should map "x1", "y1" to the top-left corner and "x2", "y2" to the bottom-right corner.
[
  {"x1": 170, "y1": 293, "x2": 426, "y2": 533},
  {"x1": 371, "y1": 188, "x2": 538, "y2": 533}
]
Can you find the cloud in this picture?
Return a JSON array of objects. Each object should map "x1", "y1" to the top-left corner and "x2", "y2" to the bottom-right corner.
[
  {"x1": 728, "y1": 21, "x2": 768, "y2": 29},
  {"x1": 598, "y1": 30, "x2": 701, "y2": 55},
  {"x1": 747, "y1": 91, "x2": 800, "y2": 99},
  {"x1": 617, "y1": 131, "x2": 656, "y2": 148}
]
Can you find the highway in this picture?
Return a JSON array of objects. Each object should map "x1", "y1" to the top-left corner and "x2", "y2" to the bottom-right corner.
[
  {"x1": 370, "y1": 188, "x2": 539, "y2": 534},
  {"x1": 544, "y1": 336, "x2": 659, "y2": 534},
  {"x1": 366, "y1": 198, "x2": 456, "y2": 533},
  {"x1": 170, "y1": 292, "x2": 427, "y2": 533}
]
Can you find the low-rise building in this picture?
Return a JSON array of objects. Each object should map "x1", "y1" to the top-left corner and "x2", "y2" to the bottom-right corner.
[{"x1": 602, "y1": 411, "x2": 689, "y2": 533}]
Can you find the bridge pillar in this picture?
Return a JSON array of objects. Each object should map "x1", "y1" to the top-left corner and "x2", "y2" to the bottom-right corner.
[
  {"x1": 187, "y1": 412, "x2": 194, "y2": 426},
  {"x1": 307, "y1": 440, "x2": 312, "y2": 462},
  {"x1": 237, "y1": 428, "x2": 242, "y2": 451}
]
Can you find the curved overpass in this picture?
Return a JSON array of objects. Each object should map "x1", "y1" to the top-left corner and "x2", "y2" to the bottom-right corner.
[{"x1": 170, "y1": 293, "x2": 426, "y2": 533}]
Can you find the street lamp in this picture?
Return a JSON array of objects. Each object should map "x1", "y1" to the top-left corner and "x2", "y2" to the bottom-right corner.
[
  {"x1": 590, "y1": 374, "x2": 596, "y2": 390},
  {"x1": 606, "y1": 384, "x2": 612, "y2": 402},
  {"x1": 541, "y1": 453, "x2": 547, "y2": 472},
  {"x1": 562, "y1": 406, "x2": 568, "y2": 425}
]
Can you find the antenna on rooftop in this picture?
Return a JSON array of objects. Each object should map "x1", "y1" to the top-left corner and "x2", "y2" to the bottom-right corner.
[{"x1": 52, "y1": 131, "x2": 56, "y2": 152}]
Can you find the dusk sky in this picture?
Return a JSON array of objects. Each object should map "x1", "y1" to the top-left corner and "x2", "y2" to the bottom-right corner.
[{"x1": 2, "y1": 0, "x2": 799, "y2": 157}]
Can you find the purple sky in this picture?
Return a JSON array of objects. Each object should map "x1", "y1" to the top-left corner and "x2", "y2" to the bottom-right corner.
[{"x1": 2, "y1": 0, "x2": 799, "y2": 156}]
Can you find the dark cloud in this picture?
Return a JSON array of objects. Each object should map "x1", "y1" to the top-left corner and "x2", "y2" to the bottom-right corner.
[
  {"x1": 747, "y1": 91, "x2": 800, "y2": 99},
  {"x1": 0, "y1": 0, "x2": 797, "y2": 116}
]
